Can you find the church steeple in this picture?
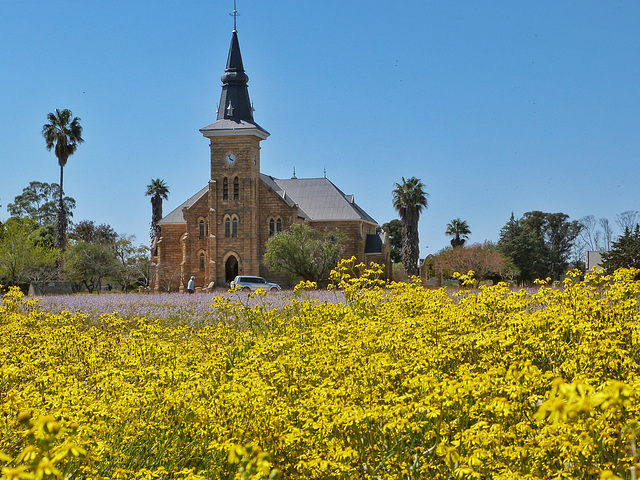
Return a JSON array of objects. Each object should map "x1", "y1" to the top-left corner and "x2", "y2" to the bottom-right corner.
[
  {"x1": 200, "y1": 26, "x2": 268, "y2": 138},
  {"x1": 217, "y1": 30, "x2": 252, "y2": 122}
]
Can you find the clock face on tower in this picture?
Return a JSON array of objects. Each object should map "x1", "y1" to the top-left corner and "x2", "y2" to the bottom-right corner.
[{"x1": 224, "y1": 153, "x2": 236, "y2": 165}]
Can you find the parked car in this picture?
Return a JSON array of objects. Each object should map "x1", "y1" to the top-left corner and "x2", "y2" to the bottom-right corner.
[{"x1": 230, "y1": 276, "x2": 281, "y2": 292}]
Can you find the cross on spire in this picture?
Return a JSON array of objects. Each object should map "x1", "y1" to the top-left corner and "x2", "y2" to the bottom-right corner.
[{"x1": 230, "y1": 0, "x2": 239, "y2": 31}]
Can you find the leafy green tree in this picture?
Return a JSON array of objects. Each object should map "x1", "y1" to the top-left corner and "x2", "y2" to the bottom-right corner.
[
  {"x1": 111, "y1": 235, "x2": 150, "y2": 291},
  {"x1": 7, "y1": 181, "x2": 75, "y2": 226},
  {"x1": 445, "y1": 218, "x2": 471, "y2": 248},
  {"x1": 263, "y1": 224, "x2": 346, "y2": 282},
  {"x1": 64, "y1": 242, "x2": 118, "y2": 293},
  {"x1": 601, "y1": 225, "x2": 640, "y2": 273},
  {"x1": 30, "y1": 224, "x2": 56, "y2": 250},
  {"x1": 64, "y1": 221, "x2": 148, "y2": 292},
  {"x1": 498, "y1": 211, "x2": 582, "y2": 284},
  {"x1": 382, "y1": 219, "x2": 402, "y2": 263},
  {"x1": 145, "y1": 179, "x2": 170, "y2": 244},
  {"x1": 542, "y1": 212, "x2": 582, "y2": 280},
  {"x1": 392, "y1": 177, "x2": 428, "y2": 277},
  {"x1": 501, "y1": 213, "x2": 550, "y2": 284},
  {"x1": 42, "y1": 109, "x2": 84, "y2": 250},
  {"x1": 0, "y1": 218, "x2": 59, "y2": 285},
  {"x1": 69, "y1": 220, "x2": 118, "y2": 246}
]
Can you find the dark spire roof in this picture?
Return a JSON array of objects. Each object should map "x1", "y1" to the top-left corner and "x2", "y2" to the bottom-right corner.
[
  {"x1": 218, "y1": 31, "x2": 250, "y2": 121},
  {"x1": 200, "y1": 29, "x2": 269, "y2": 138}
]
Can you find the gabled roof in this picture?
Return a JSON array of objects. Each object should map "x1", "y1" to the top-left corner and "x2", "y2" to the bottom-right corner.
[
  {"x1": 157, "y1": 185, "x2": 208, "y2": 225},
  {"x1": 159, "y1": 177, "x2": 377, "y2": 226},
  {"x1": 261, "y1": 175, "x2": 377, "y2": 224}
]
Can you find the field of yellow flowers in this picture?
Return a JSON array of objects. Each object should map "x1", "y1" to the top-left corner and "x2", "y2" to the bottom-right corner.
[{"x1": 2, "y1": 261, "x2": 640, "y2": 479}]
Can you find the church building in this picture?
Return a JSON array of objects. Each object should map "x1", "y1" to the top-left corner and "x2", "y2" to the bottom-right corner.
[{"x1": 151, "y1": 25, "x2": 389, "y2": 292}]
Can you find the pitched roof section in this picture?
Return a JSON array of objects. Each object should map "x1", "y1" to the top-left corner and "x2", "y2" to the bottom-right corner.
[
  {"x1": 157, "y1": 185, "x2": 208, "y2": 225},
  {"x1": 160, "y1": 176, "x2": 378, "y2": 226},
  {"x1": 261, "y1": 175, "x2": 377, "y2": 224},
  {"x1": 200, "y1": 30, "x2": 269, "y2": 139}
]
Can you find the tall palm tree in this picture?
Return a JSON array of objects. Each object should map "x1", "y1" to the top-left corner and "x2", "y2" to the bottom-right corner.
[
  {"x1": 42, "y1": 109, "x2": 84, "y2": 250},
  {"x1": 392, "y1": 176, "x2": 428, "y2": 277},
  {"x1": 446, "y1": 218, "x2": 471, "y2": 248},
  {"x1": 146, "y1": 179, "x2": 170, "y2": 244}
]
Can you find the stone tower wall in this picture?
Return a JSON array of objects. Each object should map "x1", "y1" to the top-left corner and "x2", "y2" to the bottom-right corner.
[{"x1": 207, "y1": 134, "x2": 264, "y2": 285}]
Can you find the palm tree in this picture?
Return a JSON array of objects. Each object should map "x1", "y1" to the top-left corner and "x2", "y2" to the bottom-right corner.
[
  {"x1": 42, "y1": 109, "x2": 84, "y2": 250},
  {"x1": 392, "y1": 176, "x2": 428, "y2": 277},
  {"x1": 446, "y1": 218, "x2": 471, "y2": 248},
  {"x1": 146, "y1": 179, "x2": 170, "y2": 244}
]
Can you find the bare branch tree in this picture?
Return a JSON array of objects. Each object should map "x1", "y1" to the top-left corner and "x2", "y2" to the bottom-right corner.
[
  {"x1": 599, "y1": 218, "x2": 614, "y2": 251},
  {"x1": 578, "y1": 215, "x2": 603, "y2": 251},
  {"x1": 616, "y1": 210, "x2": 639, "y2": 233}
]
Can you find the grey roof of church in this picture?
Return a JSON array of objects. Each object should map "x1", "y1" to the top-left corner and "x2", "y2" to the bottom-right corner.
[
  {"x1": 261, "y1": 175, "x2": 377, "y2": 224},
  {"x1": 158, "y1": 176, "x2": 377, "y2": 226},
  {"x1": 157, "y1": 185, "x2": 208, "y2": 225}
]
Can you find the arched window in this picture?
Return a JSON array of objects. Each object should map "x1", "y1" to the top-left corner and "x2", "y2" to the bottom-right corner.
[
  {"x1": 232, "y1": 217, "x2": 238, "y2": 237},
  {"x1": 199, "y1": 220, "x2": 205, "y2": 238},
  {"x1": 199, "y1": 252, "x2": 205, "y2": 270},
  {"x1": 268, "y1": 217, "x2": 283, "y2": 237},
  {"x1": 225, "y1": 217, "x2": 231, "y2": 237},
  {"x1": 223, "y1": 177, "x2": 229, "y2": 201},
  {"x1": 233, "y1": 177, "x2": 239, "y2": 201}
]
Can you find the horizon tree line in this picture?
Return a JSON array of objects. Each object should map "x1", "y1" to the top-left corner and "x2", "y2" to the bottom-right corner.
[{"x1": 3, "y1": 107, "x2": 639, "y2": 289}]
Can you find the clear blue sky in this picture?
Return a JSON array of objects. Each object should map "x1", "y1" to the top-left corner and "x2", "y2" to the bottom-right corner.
[{"x1": 1, "y1": 1, "x2": 639, "y2": 256}]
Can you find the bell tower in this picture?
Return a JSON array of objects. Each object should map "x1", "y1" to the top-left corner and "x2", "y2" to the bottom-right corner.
[{"x1": 200, "y1": 22, "x2": 269, "y2": 285}]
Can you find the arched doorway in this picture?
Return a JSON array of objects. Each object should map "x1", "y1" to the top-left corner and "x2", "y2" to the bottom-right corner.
[{"x1": 225, "y1": 255, "x2": 239, "y2": 284}]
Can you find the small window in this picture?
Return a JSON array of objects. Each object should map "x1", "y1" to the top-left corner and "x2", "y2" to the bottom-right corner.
[
  {"x1": 223, "y1": 178, "x2": 229, "y2": 201},
  {"x1": 276, "y1": 218, "x2": 282, "y2": 234},
  {"x1": 199, "y1": 252, "x2": 205, "y2": 270},
  {"x1": 225, "y1": 218, "x2": 231, "y2": 237},
  {"x1": 233, "y1": 177, "x2": 239, "y2": 201},
  {"x1": 232, "y1": 217, "x2": 238, "y2": 237},
  {"x1": 269, "y1": 219, "x2": 275, "y2": 237},
  {"x1": 199, "y1": 220, "x2": 205, "y2": 239}
]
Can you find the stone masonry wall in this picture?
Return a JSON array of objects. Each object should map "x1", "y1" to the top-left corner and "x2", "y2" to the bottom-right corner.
[
  {"x1": 181, "y1": 193, "x2": 211, "y2": 290},
  {"x1": 152, "y1": 223, "x2": 186, "y2": 292}
]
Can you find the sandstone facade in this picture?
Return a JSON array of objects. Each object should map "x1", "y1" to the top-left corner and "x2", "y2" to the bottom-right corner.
[{"x1": 150, "y1": 29, "x2": 389, "y2": 292}]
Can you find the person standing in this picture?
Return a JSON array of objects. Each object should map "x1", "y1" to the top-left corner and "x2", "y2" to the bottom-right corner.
[{"x1": 187, "y1": 276, "x2": 195, "y2": 294}]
